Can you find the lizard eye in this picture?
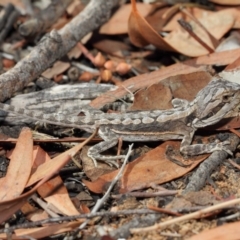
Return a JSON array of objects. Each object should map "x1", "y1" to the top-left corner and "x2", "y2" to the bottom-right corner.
[{"x1": 223, "y1": 94, "x2": 231, "y2": 102}]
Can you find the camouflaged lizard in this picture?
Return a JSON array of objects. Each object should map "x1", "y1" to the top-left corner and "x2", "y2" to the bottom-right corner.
[{"x1": 0, "y1": 78, "x2": 240, "y2": 166}]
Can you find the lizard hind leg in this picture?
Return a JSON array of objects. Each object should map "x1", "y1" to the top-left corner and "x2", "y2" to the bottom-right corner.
[
  {"x1": 180, "y1": 132, "x2": 232, "y2": 156},
  {"x1": 180, "y1": 140, "x2": 232, "y2": 156},
  {"x1": 87, "y1": 138, "x2": 126, "y2": 167}
]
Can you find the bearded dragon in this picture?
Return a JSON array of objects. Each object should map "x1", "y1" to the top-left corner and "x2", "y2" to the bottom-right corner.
[{"x1": 0, "y1": 78, "x2": 239, "y2": 166}]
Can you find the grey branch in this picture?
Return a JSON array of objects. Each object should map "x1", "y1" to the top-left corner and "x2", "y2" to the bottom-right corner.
[{"x1": 0, "y1": 0, "x2": 119, "y2": 102}]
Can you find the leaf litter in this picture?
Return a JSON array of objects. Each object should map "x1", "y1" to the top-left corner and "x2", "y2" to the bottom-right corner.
[{"x1": 0, "y1": 0, "x2": 240, "y2": 239}]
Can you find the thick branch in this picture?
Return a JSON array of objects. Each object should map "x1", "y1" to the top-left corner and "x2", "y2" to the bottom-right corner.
[{"x1": 0, "y1": 0, "x2": 119, "y2": 102}]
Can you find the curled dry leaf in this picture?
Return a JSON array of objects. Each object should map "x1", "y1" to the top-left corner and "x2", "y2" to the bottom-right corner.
[
  {"x1": 128, "y1": 0, "x2": 175, "y2": 51},
  {"x1": 128, "y1": 0, "x2": 240, "y2": 56}
]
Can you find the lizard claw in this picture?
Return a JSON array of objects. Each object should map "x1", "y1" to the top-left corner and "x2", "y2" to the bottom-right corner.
[{"x1": 212, "y1": 141, "x2": 233, "y2": 155}]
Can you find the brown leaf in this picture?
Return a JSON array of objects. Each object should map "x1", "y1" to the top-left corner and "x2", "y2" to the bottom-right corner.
[
  {"x1": 130, "y1": 71, "x2": 212, "y2": 111},
  {"x1": 187, "y1": 221, "x2": 240, "y2": 240},
  {"x1": 129, "y1": 1, "x2": 239, "y2": 56},
  {"x1": 0, "y1": 221, "x2": 81, "y2": 239},
  {"x1": 0, "y1": 132, "x2": 96, "y2": 224},
  {"x1": 90, "y1": 48, "x2": 240, "y2": 109},
  {"x1": 83, "y1": 141, "x2": 208, "y2": 194},
  {"x1": 21, "y1": 202, "x2": 49, "y2": 222},
  {"x1": 0, "y1": 151, "x2": 74, "y2": 224},
  {"x1": 38, "y1": 176, "x2": 80, "y2": 215},
  {"x1": 164, "y1": 8, "x2": 235, "y2": 56},
  {"x1": 33, "y1": 147, "x2": 80, "y2": 216},
  {"x1": 0, "y1": 128, "x2": 33, "y2": 201},
  {"x1": 130, "y1": 83, "x2": 172, "y2": 111},
  {"x1": 100, "y1": 2, "x2": 154, "y2": 35},
  {"x1": 26, "y1": 131, "x2": 97, "y2": 187},
  {"x1": 42, "y1": 61, "x2": 70, "y2": 79},
  {"x1": 128, "y1": 0, "x2": 175, "y2": 51}
]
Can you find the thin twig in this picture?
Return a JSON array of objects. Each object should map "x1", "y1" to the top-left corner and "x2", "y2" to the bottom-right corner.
[
  {"x1": 112, "y1": 189, "x2": 177, "y2": 199},
  {"x1": 177, "y1": 19, "x2": 214, "y2": 53},
  {"x1": 179, "y1": 6, "x2": 219, "y2": 48},
  {"x1": 78, "y1": 144, "x2": 134, "y2": 230},
  {"x1": 228, "y1": 159, "x2": 240, "y2": 171},
  {"x1": 0, "y1": 209, "x2": 157, "y2": 234},
  {"x1": 130, "y1": 197, "x2": 240, "y2": 233}
]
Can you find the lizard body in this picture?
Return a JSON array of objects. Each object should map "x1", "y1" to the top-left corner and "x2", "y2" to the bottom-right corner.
[{"x1": 0, "y1": 78, "x2": 240, "y2": 166}]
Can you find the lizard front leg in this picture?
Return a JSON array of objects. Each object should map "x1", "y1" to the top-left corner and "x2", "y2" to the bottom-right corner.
[
  {"x1": 87, "y1": 139, "x2": 126, "y2": 167},
  {"x1": 87, "y1": 126, "x2": 126, "y2": 166}
]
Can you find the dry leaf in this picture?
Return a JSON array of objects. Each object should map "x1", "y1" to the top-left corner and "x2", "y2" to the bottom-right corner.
[
  {"x1": 187, "y1": 221, "x2": 240, "y2": 240},
  {"x1": 0, "y1": 132, "x2": 96, "y2": 224},
  {"x1": 100, "y1": 2, "x2": 154, "y2": 35},
  {"x1": 83, "y1": 141, "x2": 208, "y2": 194},
  {"x1": 33, "y1": 146, "x2": 80, "y2": 216},
  {"x1": 0, "y1": 221, "x2": 81, "y2": 239},
  {"x1": 130, "y1": 83, "x2": 172, "y2": 110},
  {"x1": 0, "y1": 128, "x2": 33, "y2": 201},
  {"x1": 90, "y1": 48, "x2": 240, "y2": 109},
  {"x1": 128, "y1": 0, "x2": 175, "y2": 51},
  {"x1": 42, "y1": 61, "x2": 70, "y2": 79},
  {"x1": 129, "y1": 1, "x2": 239, "y2": 56}
]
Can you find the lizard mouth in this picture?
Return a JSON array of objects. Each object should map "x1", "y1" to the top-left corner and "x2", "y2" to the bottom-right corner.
[{"x1": 195, "y1": 99, "x2": 239, "y2": 128}]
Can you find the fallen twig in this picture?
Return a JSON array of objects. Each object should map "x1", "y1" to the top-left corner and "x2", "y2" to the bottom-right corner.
[
  {"x1": 77, "y1": 144, "x2": 133, "y2": 231},
  {"x1": 130, "y1": 197, "x2": 240, "y2": 233},
  {"x1": 0, "y1": 0, "x2": 119, "y2": 102}
]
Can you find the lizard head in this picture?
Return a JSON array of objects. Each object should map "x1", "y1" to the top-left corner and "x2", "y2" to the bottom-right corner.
[{"x1": 194, "y1": 78, "x2": 240, "y2": 127}]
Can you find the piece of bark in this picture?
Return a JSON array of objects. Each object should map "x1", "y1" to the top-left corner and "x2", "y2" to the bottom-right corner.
[
  {"x1": 0, "y1": 4, "x2": 20, "y2": 45},
  {"x1": 0, "y1": 0, "x2": 119, "y2": 102},
  {"x1": 18, "y1": 0, "x2": 72, "y2": 37}
]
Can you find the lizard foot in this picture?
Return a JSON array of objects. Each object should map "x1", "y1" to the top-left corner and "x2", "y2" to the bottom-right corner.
[
  {"x1": 88, "y1": 153, "x2": 125, "y2": 168},
  {"x1": 166, "y1": 145, "x2": 192, "y2": 167},
  {"x1": 211, "y1": 140, "x2": 233, "y2": 155}
]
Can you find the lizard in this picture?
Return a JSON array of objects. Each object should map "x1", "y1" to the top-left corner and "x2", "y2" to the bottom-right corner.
[{"x1": 0, "y1": 78, "x2": 239, "y2": 166}]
